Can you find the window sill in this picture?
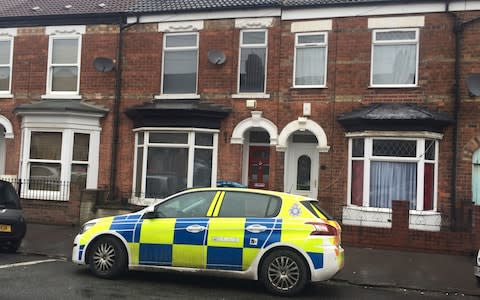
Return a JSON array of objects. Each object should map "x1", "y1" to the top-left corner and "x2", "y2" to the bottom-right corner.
[
  {"x1": 154, "y1": 94, "x2": 200, "y2": 100},
  {"x1": 41, "y1": 94, "x2": 82, "y2": 100},
  {"x1": 368, "y1": 85, "x2": 418, "y2": 89},
  {"x1": 231, "y1": 93, "x2": 270, "y2": 99},
  {"x1": 0, "y1": 93, "x2": 13, "y2": 99},
  {"x1": 291, "y1": 86, "x2": 327, "y2": 89},
  {"x1": 20, "y1": 190, "x2": 69, "y2": 202},
  {"x1": 342, "y1": 205, "x2": 441, "y2": 232},
  {"x1": 129, "y1": 196, "x2": 155, "y2": 207}
]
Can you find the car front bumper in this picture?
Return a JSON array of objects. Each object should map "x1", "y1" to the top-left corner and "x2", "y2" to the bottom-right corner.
[{"x1": 72, "y1": 234, "x2": 86, "y2": 265}]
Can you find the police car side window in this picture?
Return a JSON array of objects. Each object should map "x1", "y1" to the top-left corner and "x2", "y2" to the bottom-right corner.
[
  {"x1": 217, "y1": 192, "x2": 280, "y2": 218},
  {"x1": 154, "y1": 191, "x2": 216, "y2": 218}
]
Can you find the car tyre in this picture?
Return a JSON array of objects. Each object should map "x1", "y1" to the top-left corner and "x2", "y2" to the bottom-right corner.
[
  {"x1": 88, "y1": 236, "x2": 127, "y2": 279},
  {"x1": 260, "y1": 249, "x2": 308, "y2": 296},
  {"x1": 6, "y1": 239, "x2": 21, "y2": 253}
]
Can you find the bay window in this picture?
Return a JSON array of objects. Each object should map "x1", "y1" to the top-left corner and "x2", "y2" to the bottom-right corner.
[
  {"x1": 133, "y1": 129, "x2": 218, "y2": 203},
  {"x1": 349, "y1": 137, "x2": 437, "y2": 211}
]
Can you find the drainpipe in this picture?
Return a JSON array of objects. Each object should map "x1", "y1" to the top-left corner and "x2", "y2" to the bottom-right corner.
[
  {"x1": 108, "y1": 15, "x2": 138, "y2": 202},
  {"x1": 446, "y1": 1, "x2": 480, "y2": 230}
]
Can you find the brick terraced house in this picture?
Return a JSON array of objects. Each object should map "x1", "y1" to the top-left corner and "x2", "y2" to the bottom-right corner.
[{"x1": 1, "y1": 0, "x2": 480, "y2": 253}]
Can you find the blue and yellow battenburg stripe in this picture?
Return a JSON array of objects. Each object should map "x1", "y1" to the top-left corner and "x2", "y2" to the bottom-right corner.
[{"x1": 86, "y1": 213, "x2": 325, "y2": 271}]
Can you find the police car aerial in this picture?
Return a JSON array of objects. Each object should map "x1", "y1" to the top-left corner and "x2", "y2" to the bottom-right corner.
[{"x1": 72, "y1": 188, "x2": 344, "y2": 296}]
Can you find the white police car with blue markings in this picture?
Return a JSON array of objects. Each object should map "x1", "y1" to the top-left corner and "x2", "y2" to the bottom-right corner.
[{"x1": 72, "y1": 187, "x2": 344, "y2": 296}]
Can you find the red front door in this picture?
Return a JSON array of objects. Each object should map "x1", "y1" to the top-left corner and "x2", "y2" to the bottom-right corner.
[{"x1": 248, "y1": 146, "x2": 270, "y2": 189}]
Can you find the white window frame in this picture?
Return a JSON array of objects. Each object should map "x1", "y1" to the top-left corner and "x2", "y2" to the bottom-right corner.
[
  {"x1": 0, "y1": 35, "x2": 14, "y2": 97},
  {"x1": 293, "y1": 32, "x2": 328, "y2": 88},
  {"x1": 344, "y1": 132, "x2": 441, "y2": 231},
  {"x1": 158, "y1": 32, "x2": 199, "y2": 99},
  {"x1": 44, "y1": 33, "x2": 82, "y2": 99},
  {"x1": 236, "y1": 29, "x2": 268, "y2": 95},
  {"x1": 19, "y1": 116, "x2": 101, "y2": 201},
  {"x1": 131, "y1": 128, "x2": 219, "y2": 206},
  {"x1": 370, "y1": 28, "x2": 419, "y2": 88}
]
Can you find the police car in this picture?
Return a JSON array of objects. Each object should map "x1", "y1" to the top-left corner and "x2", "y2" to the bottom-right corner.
[{"x1": 72, "y1": 188, "x2": 344, "y2": 295}]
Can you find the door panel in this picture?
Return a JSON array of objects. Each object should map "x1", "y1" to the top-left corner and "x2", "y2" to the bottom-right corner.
[
  {"x1": 286, "y1": 144, "x2": 319, "y2": 198},
  {"x1": 248, "y1": 146, "x2": 270, "y2": 189},
  {"x1": 138, "y1": 191, "x2": 217, "y2": 269}
]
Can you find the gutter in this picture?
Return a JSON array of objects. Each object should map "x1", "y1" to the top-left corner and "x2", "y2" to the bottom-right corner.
[{"x1": 108, "y1": 15, "x2": 139, "y2": 202}]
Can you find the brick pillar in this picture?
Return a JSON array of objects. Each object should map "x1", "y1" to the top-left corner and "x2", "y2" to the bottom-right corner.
[{"x1": 392, "y1": 200, "x2": 409, "y2": 246}]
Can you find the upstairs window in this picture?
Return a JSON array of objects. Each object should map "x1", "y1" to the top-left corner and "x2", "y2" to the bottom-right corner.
[
  {"x1": 371, "y1": 29, "x2": 419, "y2": 87},
  {"x1": 162, "y1": 33, "x2": 198, "y2": 94},
  {"x1": 0, "y1": 37, "x2": 13, "y2": 94},
  {"x1": 47, "y1": 36, "x2": 81, "y2": 94},
  {"x1": 238, "y1": 30, "x2": 267, "y2": 93},
  {"x1": 294, "y1": 32, "x2": 327, "y2": 87}
]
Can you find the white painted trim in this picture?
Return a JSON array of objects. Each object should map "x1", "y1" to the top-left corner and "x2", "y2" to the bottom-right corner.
[
  {"x1": 346, "y1": 136, "x2": 439, "y2": 213},
  {"x1": 0, "y1": 35, "x2": 14, "y2": 95},
  {"x1": 46, "y1": 25, "x2": 86, "y2": 35},
  {"x1": 370, "y1": 28, "x2": 419, "y2": 87},
  {"x1": 368, "y1": 16, "x2": 425, "y2": 29},
  {"x1": 0, "y1": 134, "x2": 5, "y2": 174},
  {"x1": 130, "y1": 129, "x2": 219, "y2": 204},
  {"x1": 0, "y1": 115, "x2": 14, "y2": 139},
  {"x1": 235, "y1": 17, "x2": 274, "y2": 29},
  {"x1": 41, "y1": 94, "x2": 82, "y2": 100},
  {"x1": 237, "y1": 29, "x2": 268, "y2": 94},
  {"x1": 293, "y1": 32, "x2": 328, "y2": 88},
  {"x1": 158, "y1": 20, "x2": 204, "y2": 32},
  {"x1": 46, "y1": 34, "x2": 82, "y2": 95},
  {"x1": 231, "y1": 93, "x2": 270, "y2": 99},
  {"x1": 0, "y1": 28, "x2": 17, "y2": 37},
  {"x1": 230, "y1": 111, "x2": 278, "y2": 145},
  {"x1": 154, "y1": 94, "x2": 200, "y2": 100},
  {"x1": 291, "y1": 20, "x2": 332, "y2": 33},
  {"x1": 0, "y1": 94, "x2": 14, "y2": 99},
  {"x1": 277, "y1": 117, "x2": 329, "y2": 152},
  {"x1": 160, "y1": 32, "x2": 199, "y2": 96},
  {"x1": 345, "y1": 131, "x2": 443, "y2": 140},
  {"x1": 19, "y1": 113, "x2": 103, "y2": 197},
  {"x1": 342, "y1": 206, "x2": 441, "y2": 231},
  {"x1": 282, "y1": 2, "x2": 446, "y2": 20},
  {"x1": 128, "y1": 8, "x2": 281, "y2": 24}
]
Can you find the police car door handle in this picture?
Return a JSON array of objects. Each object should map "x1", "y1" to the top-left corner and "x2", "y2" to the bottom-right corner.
[
  {"x1": 186, "y1": 224, "x2": 206, "y2": 233},
  {"x1": 246, "y1": 224, "x2": 267, "y2": 233}
]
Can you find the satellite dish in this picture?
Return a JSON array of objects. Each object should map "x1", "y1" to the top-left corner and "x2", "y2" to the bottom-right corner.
[
  {"x1": 466, "y1": 73, "x2": 480, "y2": 97},
  {"x1": 208, "y1": 50, "x2": 226, "y2": 65},
  {"x1": 93, "y1": 57, "x2": 115, "y2": 72}
]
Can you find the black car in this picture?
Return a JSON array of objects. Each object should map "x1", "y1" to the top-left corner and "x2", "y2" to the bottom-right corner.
[{"x1": 0, "y1": 180, "x2": 26, "y2": 253}]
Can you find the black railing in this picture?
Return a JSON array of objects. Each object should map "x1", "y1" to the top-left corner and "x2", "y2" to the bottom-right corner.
[{"x1": 1, "y1": 177, "x2": 71, "y2": 201}]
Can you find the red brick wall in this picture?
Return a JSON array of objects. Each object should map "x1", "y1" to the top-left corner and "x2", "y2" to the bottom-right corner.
[{"x1": 3, "y1": 11, "x2": 480, "y2": 253}]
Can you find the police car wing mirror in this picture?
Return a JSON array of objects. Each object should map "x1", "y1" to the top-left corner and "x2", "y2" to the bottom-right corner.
[{"x1": 143, "y1": 206, "x2": 156, "y2": 219}]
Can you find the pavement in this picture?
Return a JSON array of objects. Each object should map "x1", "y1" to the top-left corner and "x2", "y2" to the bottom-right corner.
[{"x1": 18, "y1": 222, "x2": 480, "y2": 297}]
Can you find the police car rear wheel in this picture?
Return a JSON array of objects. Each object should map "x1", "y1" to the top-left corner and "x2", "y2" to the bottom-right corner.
[
  {"x1": 260, "y1": 249, "x2": 308, "y2": 296},
  {"x1": 88, "y1": 236, "x2": 127, "y2": 278}
]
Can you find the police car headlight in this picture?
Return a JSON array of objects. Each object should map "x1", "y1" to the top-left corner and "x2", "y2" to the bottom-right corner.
[
  {"x1": 477, "y1": 250, "x2": 480, "y2": 266},
  {"x1": 79, "y1": 222, "x2": 96, "y2": 234}
]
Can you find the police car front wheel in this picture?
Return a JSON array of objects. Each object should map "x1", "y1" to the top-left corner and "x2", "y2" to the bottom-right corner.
[
  {"x1": 260, "y1": 249, "x2": 308, "y2": 296},
  {"x1": 88, "y1": 236, "x2": 127, "y2": 279}
]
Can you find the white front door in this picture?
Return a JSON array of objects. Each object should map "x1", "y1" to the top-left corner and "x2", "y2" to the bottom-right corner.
[{"x1": 285, "y1": 143, "x2": 319, "y2": 199}]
